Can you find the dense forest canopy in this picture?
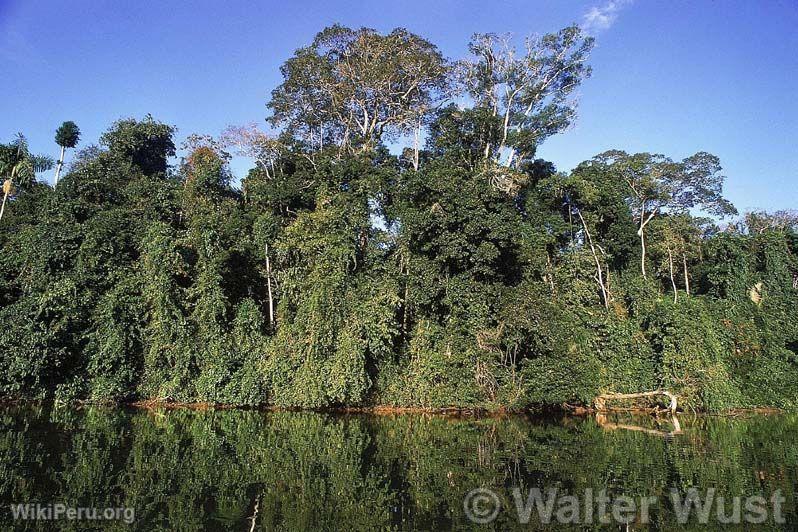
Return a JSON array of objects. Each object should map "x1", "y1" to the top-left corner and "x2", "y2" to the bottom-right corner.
[{"x1": 1, "y1": 24, "x2": 796, "y2": 411}]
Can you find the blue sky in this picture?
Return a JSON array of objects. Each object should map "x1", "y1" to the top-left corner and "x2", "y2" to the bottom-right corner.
[{"x1": 1, "y1": 0, "x2": 796, "y2": 213}]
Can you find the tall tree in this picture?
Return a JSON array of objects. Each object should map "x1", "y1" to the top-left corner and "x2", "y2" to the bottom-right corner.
[
  {"x1": 268, "y1": 25, "x2": 448, "y2": 152},
  {"x1": 457, "y1": 26, "x2": 594, "y2": 167},
  {"x1": 744, "y1": 210, "x2": 798, "y2": 234},
  {"x1": 551, "y1": 171, "x2": 613, "y2": 308},
  {"x1": 53, "y1": 121, "x2": 81, "y2": 185},
  {"x1": 649, "y1": 215, "x2": 705, "y2": 301},
  {"x1": 219, "y1": 124, "x2": 285, "y2": 180},
  {"x1": 595, "y1": 150, "x2": 736, "y2": 278}
]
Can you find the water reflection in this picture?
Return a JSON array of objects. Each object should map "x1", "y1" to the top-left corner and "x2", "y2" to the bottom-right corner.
[
  {"x1": 0, "y1": 405, "x2": 796, "y2": 530},
  {"x1": 596, "y1": 413, "x2": 682, "y2": 437}
]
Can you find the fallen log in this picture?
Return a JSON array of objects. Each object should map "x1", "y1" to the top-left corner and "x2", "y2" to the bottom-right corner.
[{"x1": 595, "y1": 390, "x2": 678, "y2": 413}]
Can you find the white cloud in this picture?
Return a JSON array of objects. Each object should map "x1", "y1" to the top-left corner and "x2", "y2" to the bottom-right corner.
[{"x1": 581, "y1": 0, "x2": 634, "y2": 33}]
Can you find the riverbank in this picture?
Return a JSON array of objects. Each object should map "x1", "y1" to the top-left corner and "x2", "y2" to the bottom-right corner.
[{"x1": 1, "y1": 396, "x2": 788, "y2": 417}]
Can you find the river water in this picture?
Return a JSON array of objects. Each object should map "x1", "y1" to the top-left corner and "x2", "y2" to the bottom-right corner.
[{"x1": 1, "y1": 405, "x2": 796, "y2": 530}]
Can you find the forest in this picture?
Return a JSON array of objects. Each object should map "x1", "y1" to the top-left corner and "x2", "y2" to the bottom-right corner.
[{"x1": 1, "y1": 24, "x2": 796, "y2": 411}]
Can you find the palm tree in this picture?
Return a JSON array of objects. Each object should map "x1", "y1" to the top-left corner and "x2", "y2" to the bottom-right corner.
[
  {"x1": 53, "y1": 121, "x2": 81, "y2": 185},
  {"x1": 0, "y1": 134, "x2": 54, "y2": 222}
]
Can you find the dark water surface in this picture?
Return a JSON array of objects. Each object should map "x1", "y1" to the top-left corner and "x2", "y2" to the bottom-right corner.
[{"x1": 1, "y1": 405, "x2": 796, "y2": 530}]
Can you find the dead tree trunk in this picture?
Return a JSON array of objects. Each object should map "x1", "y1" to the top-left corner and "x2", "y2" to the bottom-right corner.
[{"x1": 595, "y1": 390, "x2": 678, "y2": 414}]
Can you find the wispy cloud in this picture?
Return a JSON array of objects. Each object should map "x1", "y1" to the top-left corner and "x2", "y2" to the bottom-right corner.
[{"x1": 581, "y1": 0, "x2": 634, "y2": 34}]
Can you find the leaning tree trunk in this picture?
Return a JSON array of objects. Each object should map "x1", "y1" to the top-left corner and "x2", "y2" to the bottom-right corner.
[{"x1": 577, "y1": 210, "x2": 610, "y2": 309}]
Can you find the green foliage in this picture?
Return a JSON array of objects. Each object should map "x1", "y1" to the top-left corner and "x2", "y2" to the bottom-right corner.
[
  {"x1": 508, "y1": 291, "x2": 601, "y2": 406},
  {"x1": 264, "y1": 172, "x2": 400, "y2": 407},
  {"x1": 99, "y1": 115, "x2": 175, "y2": 176},
  {"x1": 55, "y1": 121, "x2": 81, "y2": 149},
  {"x1": 85, "y1": 277, "x2": 144, "y2": 401},
  {"x1": 0, "y1": 134, "x2": 54, "y2": 190},
  {"x1": 268, "y1": 24, "x2": 448, "y2": 150},
  {"x1": 426, "y1": 105, "x2": 503, "y2": 168},
  {"x1": 646, "y1": 298, "x2": 744, "y2": 410}
]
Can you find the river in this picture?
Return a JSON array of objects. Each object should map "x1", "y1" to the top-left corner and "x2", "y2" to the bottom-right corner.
[{"x1": 1, "y1": 405, "x2": 795, "y2": 530}]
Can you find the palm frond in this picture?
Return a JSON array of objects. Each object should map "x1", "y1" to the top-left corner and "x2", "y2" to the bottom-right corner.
[
  {"x1": 30, "y1": 155, "x2": 54, "y2": 173},
  {"x1": 12, "y1": 133, "x2": 29, "y2": 157}
]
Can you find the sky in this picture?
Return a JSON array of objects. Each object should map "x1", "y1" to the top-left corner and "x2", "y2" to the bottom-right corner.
[{"x1": 1, "y1": 0, "x2": 796, "y2": 214}]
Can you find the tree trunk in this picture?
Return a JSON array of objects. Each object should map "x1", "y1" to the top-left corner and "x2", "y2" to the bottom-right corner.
[
  {"x1": 506, "y1": 148, "x2": 517, "y2": 169},
  {"x1": 637, "y1": 204, "x2": 657, "y2": 278},
  {"x1": 54, "y1": 145, "x2": 66, "y2": 185},
  {"x1": 265, "y1": 243, "x2": 275, "y2": 328},
  {"x1": 0, "y1": 179, "x2": 11, "y2": 222},
  {"x1": 248, "y1": 495, "x2": 261, "y2": 532},
  {"x1": 500, "y1": 106, "x2": 511, "y2": 152},
  {"x1": 546, "y1": 253, "x2": 556, "y2": 296},
  {"x1": 403, "y1": 271, "x2": 410, "y2": 341},
  {"x1": 0, "y1": 188, "x2": 8, "y2": 222},
  {"x1": 682, "y1": 253, "x2": 690, "y2": 295},
  {"x1": 412, "y1": 120, "x2": 421, "y2": 171},
  {"x1": 638, "y1": 224, "x2": 647, "y2": 278},
  {"x1": 577, "y1": 210, "x2": 610, "y2": 309},
  {"x1": 668, "y1": 246, "x2": 677, "y2": 302}
]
